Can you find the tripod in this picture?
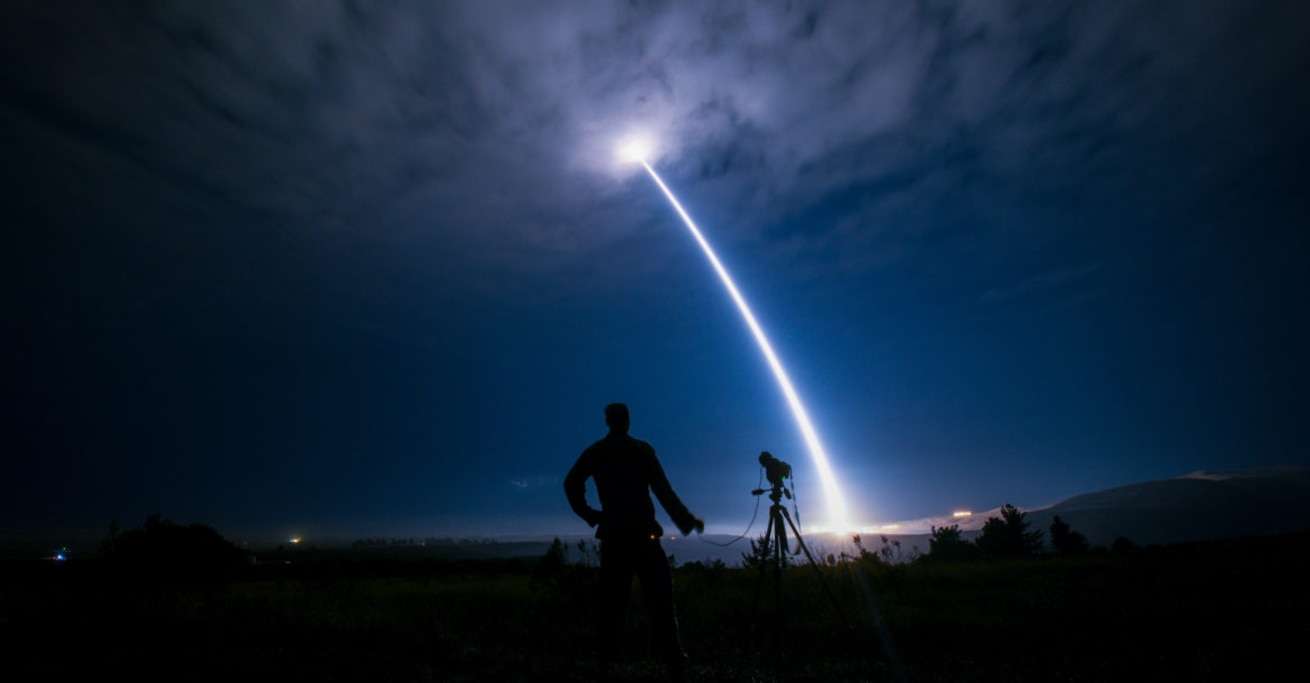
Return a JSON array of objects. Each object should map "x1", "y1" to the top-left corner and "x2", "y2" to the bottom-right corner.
[
  {"x1": 749, "y1": 482, "x2": 853, "y2": 673},
  {"x1": 742, "y1": 457, "x2": 898, "y2": 682}
]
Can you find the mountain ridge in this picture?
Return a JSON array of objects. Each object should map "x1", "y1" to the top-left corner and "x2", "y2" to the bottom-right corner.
[{"x1": 1020, "y1": 466, "x2": 1310, "y2": 547}]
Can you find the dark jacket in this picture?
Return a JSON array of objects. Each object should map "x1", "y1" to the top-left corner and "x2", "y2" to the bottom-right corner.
[{"x1": 564, "y1": 432, "x2": 698, "y2": 539}]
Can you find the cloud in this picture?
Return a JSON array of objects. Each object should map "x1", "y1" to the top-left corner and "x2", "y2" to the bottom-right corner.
[
  {"x1": 978, "y1": 263, "x2": 1107, "y2": 311},
  {"x1": 5, "y1": 0, "x2": 1307, "y2": 304},
  {"x1": 510, "y1": 475, "x2": 560, "y2": 490}
]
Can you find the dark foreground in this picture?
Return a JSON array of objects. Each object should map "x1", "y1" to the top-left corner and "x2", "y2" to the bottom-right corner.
[{"x1": 3, "y1": 532, "x2": 1307, "y2": 682}]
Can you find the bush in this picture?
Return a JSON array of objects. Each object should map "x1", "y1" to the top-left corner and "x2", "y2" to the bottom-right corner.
[
  {"x1": 1049, "y1": 516, "x2": 1089, "y2": 555},
  {"x1": 741, "y1": 532, "x2": 789, "y2": 571},
  {"x1": 101, "y1": 513, "x2": 248, "y2": 584},
  {"x1": 921, "y1": 524, "x2": 980, "y2": 564},
  {"x1": 531, "y1": 537, "x2": 597, "y2": 605},
  {"x1": 975, "y1": 504, "x2": 1044, "y2": 559}
]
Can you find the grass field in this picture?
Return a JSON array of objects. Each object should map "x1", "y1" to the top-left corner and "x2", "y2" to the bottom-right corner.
[{"x1": 3, "y1": 531, "x2": 1307, "y2": 682}]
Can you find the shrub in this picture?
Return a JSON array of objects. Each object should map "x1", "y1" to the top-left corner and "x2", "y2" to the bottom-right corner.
[
  {"x1": 101, "y1": 513, "x2": 248, "y2": 584},
  {"x1": 975, "y1": 504, "x2": 1044, "y2": 559},
  {"x1": 1049, "y1": 516, "x2": 1090, "y2": 555},
  {"x1": 921, "y1": 524, "x2": 980, "y2": 564},
  {"x1": 741, "y1": 532, "x2": 789, "y2": 571}
]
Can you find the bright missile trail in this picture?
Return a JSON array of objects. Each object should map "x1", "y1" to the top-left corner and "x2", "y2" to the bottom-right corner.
[{"x1": 638, "y1": 159, "x2": 853, "y2": 532}]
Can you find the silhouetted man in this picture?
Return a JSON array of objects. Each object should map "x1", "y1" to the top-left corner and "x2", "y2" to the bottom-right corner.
[{"x1": 564, "y1": 403, "x2": 704, "y2": 680}]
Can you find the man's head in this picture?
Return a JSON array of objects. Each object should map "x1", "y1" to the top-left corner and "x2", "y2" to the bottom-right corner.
[{"x1": 604, "y1": 403, "x2": 630, "y2": 434}]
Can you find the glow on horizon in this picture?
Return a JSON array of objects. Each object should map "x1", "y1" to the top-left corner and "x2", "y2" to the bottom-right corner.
[{"x1": 636, "y1": 158, "x2": 854, "y2": 533}]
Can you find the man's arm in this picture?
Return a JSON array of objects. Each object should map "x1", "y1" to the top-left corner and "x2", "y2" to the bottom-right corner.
[
  {"x1": 646, "y1": 448, "x2": 703, "y2": 536},
  {"x1": 564, "y1": 451, "x2": 602, "y2": 528}
]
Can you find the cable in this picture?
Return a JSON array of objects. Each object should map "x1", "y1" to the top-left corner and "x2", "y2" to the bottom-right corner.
[{"x1": 696, "y1": 466, "x2": 767, "y2": 548}]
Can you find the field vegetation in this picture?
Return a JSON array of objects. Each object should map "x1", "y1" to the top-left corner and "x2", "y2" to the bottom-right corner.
[{"x1": 3, "y1": 516, "x2": 1306, "y2": 682}]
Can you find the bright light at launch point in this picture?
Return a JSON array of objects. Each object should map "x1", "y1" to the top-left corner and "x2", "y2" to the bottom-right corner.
[
  {"x1": 616, "y1": 136, "x2": 653, "y2": 164},
  {"x1": 625, "y1": 150, "x2": 854, "y2": 533}
]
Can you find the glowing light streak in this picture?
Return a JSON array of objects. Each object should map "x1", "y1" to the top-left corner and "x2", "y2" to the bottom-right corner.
[{"x1": 638, "y1": 160, "x2": 852, "y2": 532}]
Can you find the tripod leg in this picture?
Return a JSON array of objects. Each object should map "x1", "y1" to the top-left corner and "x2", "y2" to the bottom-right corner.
[
  {"x1": 777, "y1": 507, "x2": 820, "y2": 567},
  {"x1": 749, "y1": 508, "x2": 776, "y2": 619},
  {"x1": 777, "y1": 507, "x2": 856, "y2": 630},
  {"x1": 772, "y1": 507, "x2": 784, "y2": 617},
  {"x1": 770, "y1": 506, "x2": 785, "y2": 674},
  {"x1": 782, "y1": 511, "x2": 908, "y2": 683}
]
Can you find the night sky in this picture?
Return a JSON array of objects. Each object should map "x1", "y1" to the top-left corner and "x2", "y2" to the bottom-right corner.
[{"x1": 4, "y1": 1, "x2": 1308, "y2": 547}]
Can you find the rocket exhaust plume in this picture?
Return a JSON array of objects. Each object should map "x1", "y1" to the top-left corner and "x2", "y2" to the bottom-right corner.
[{"x1": 638, "y1": 159, "x2": 853, "y2": 532}]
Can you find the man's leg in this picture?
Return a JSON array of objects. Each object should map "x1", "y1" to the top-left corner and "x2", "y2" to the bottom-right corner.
[
  {"x1": 598, "y1": 538, "x2": 636, "y2": 669},
  {"x1": 636, "y1": 538, "x2": 686, "y2": 679}
]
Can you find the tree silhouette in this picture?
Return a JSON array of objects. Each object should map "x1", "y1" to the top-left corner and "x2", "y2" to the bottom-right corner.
[
  {"x1": 102, "y1": 513, "x2": 247, "y2": 584},
  {"x1": 1049, "y1": 516, "x2": 1089, "y2": 555},
  {"x1": 535, "y1": 537, "x2": 567, "y2": 578},
  {"x1": 1111, "y1": 536, "x2": 1139, "y2": 554},
  {"x1": 922, "y1": 524, "x2": 980, "y2": 563},
  {"x1": 532, "y1": 537, "x2": 597, "y2": 604},
  {"x1": 741, "y1": 532, "x2": 788, "y2": 570},
  {"x1": 975, "y1": 504, "x2": 1044, "y2": 559}
]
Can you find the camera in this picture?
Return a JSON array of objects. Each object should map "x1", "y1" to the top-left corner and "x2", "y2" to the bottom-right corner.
[{"x1": 758, "y1": 451, "x2": 792, "y2": 489}]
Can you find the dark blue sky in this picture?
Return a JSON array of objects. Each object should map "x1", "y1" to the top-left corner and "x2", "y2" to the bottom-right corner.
[{"x1": 4, "y1": 1, "x2": 1308, "y2": 547}]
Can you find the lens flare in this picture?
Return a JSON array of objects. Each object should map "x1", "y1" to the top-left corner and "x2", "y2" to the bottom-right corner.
[{"x1": 639, "y1": 160, "x2": 853, "y2": 532}]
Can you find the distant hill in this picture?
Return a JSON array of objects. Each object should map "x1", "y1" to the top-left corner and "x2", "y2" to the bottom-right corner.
[
  {"x1": 10, "y1": 468, "x2": 1307, "y2": 563},
  {"x1": 1020, "y1": 466, "x2": 1310, "y2": 548}
]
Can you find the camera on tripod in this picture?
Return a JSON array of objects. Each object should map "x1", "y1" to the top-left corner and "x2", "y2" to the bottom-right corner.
[
  {"x1": 745, "y1": 449, "x2": 856, "y2": 669},
  {"x1": 753, "y1": 451, "x2": 792, "y2": 501}
]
